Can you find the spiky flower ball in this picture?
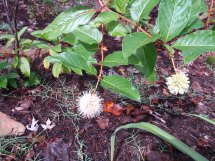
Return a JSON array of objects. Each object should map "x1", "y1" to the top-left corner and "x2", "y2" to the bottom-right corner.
[
  {"x1": 166, "y1": 71, "x2": 190, "y2": 95},
  {"x1": 77, "y1": 91, "x2": 103, "y2": 118}
]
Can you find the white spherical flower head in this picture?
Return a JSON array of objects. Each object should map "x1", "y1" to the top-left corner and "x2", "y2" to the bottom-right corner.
[
  {"x1": 77, "y1": 91, "x2": 103, "y2": 118},
  {"x1": 166, "y1": 71, "x2": 190, "y2": 95}
]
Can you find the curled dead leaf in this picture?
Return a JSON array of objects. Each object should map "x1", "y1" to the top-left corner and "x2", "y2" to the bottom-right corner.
[{"x1": 103, "y1": 101, "x2": 123, "y2": 116}]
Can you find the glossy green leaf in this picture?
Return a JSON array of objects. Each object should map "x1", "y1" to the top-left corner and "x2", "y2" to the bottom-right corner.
[
  {"x1": 122, "y1": 32, "x2": 159, "y2": 58},
  {"x1": 8, "y1": 79, "x2": 17, "y2": 88},
  {"x1": 173, "y1": 30, "x2": 215, "y2": 63},
  {"x1": 19, "y1": 57, "x2": 31, "y2": 77},
  {"x1": 105, "y1": 22, "x2": 127, "y2": 37},
  {"x1": 0, "y1": 77, "x2": 7, "y2": 89},
  {"x1": 0, "y1": 34, "x2": 13, "y2": 41},
  {"x1": 18, "y1": 27, "x2": 28, "y2": 40},
  {"x1": 92, "y1": 11, "x2": 119, "y2": 26},
  {"x1": 114, "y1": 0, "x2": 129, "y2": 14},
  {"x1": 181, "y1": 19, "x2": 204, "y2": 35},
  {"x1": 73, "y1": 25, "x2": 102, "y2": 44},
  {"x1": 0, "y1": 59, "x2": 7, "y2": 72},
  {"x1": 49, "y1": 52, "x2": 97, "y2": 75},
  {"x1": 12, "y1": 56, "x2": 19, "y2": 68},
  {"x1": 6, "y1": 73, "x2": 19, "y2": 79},
  {"x1": 156, "y1": 0, "x2": 192, "y2": 42},
  {"x1": 111, "y1": 122, "x2": 208, "y2": 161},
  {"x1": 31, "y1": 40, "x2": 50, "y2": 49},
  {"x1": 42, "y1": 7, "x2": 95, "y2": 40},
  {"x1": 188, "y1": 0, "x2": 207, "y2": 25},
  {"x1": 62, "y1": 33, "x2": 78, "y2": 45},
  {"x1": 52, "y1": 63, "x2": 62, "y2": 78},
  {"x1": 134, "y1": 43, "x2": 157, "y2": 80},
  {"x1": 103, "y1": 51, "x2": 139, "y2": 67},
  {"x1": 130, "y1": 0, "x2": 159, "y2": 22},
  {"x1": 101, "y1": 75, "x2": 140, "y2": 102}
]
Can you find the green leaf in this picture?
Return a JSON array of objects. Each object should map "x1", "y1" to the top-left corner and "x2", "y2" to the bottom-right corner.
[
  {"x1": 0, "y1": 77, "x2": 7, "y2": 89},
  {"x1": 173, "y1": 30, "x2": 215, "y2": 63},
  {"x1": 111, "y1": 122, "x2": 209, "y2": 161},
  {"x1": 0, "y1": 34, "x2": 13, "y2": 41},
  {"x1": 103, "y1": 51, "x2": 139, "y2": 67},
  {"x1": 114, "y1": 0, "x2": 129, "y2": 14},
  {"x1": 31, "y1": 40, "x2": 50, "y2": 49},
  {"x1": 8, "y1": 79, "x2": 17, "y2": 88},
  {"x1": 156, "y1": 0, "x2": 192, "y2": 42},
  {"x1": 188, "y1": 0, "x2": 207, "y2": 25},
  {"x1": 6, "y1": 73, "x2": 19, "y2": 79},
  {"x1": 12, "y1": 56, "x2": 19, "y2": 68},
  {"x1": 49, "y1": 52, "x2": 97, "y2": 75},
  {"x1": 122, "y1": 32, "x2": 159, "y2": 58},
  {"x1": 18, "y1": 27, "x2": 28, "y2": 40},
  {"x1": 42, "y1": 7, "x2": 95, "y2": 40},
  {"x1": 130, "y1": 0, "x2": 159, "y2": 22},
  {"x1": 0, "y1": 59, "x2": 8, "y2": 72},
  {"x1": 181, "y1": 19, "x2": 204, "y2": 35},
  {"x1": 52, "y1": 63, "x2": 62, "y2": 78},
  {"x1": 51, "y1": 44, "x2": 62, "y2": 52},
  {"x1": 62, "y1": 33, "x2": 78, "y2": 45},
  {"x1": 73, "y1": 25, "x2": 102, "y2": 44},
  {"x1": 19, "y1": 57, "x2": 31, "y2": 77},
  {"x1": 92, "y1": 11, "x2": 119, "y2": 26},
  {"x1": 134, "y1": 43, "x2": 157, "y2": 80},
  {"x1": 43, "y1": 57, "x2": 51, "y2": 69},
  {"x1": 105, "y1": 22, "x2": 127, "y2": 37},
  {"x1": 101, "y1": 75, "x2": 140, "y2": 102}
]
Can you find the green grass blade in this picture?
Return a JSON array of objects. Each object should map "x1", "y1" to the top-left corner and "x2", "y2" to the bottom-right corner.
[
  {"x1": 189, "y1": 114, "x2": 215, "y2": 126},
  {"x1": 111, "y1": 122, "x2": 208, "y2": 161}
]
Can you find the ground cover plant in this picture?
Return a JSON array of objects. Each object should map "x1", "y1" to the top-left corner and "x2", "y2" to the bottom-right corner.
[{"x1": 0, "y1": 0, "x2": 215, "y2": 161}]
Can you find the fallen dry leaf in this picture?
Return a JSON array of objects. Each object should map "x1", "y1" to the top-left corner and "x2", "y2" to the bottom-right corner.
[
  {"x1": 0, "y1": 112, "x2": 25, "y2": 136},
  {"x1": 103, "y1": 101, "x2": 123, "y2": 116},
  {"x1": 96, "y1": 117, "x2": 109, "y2": 129},
  {"x1": 44, "y1": 138, "x2": 70, "y2": 161},
  {"x1": 125, "y1": 105, "x2": 135, "y2": 115},
  {"x1": 25, "y1": 148, "x2": 35, "y2": 161}
]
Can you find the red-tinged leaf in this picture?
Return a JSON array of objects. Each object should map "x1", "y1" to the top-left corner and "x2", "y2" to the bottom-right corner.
[{"x1": 103, "y1": 101, "x2": 115, "y2": 113}]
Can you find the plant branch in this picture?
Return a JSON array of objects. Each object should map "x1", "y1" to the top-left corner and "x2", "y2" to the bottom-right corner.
[
  {"x1": 206, "y1": 0, "x2": 214, "y2": 29},
  {"x1": 94, "y1": 24, "x2": 105, "y2": 92},
  {"x1": 105, "y1": 8, "x2": 152, "y2": 38},
  {"x1": 13, "y1": 0, "x2": 20, "y2": 55}
]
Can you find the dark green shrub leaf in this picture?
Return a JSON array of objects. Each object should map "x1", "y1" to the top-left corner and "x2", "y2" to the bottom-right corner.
[
  {"x1": 92, "y1": 11, "x2": 119, "y2": 26},
  {"x1": 49, "y1": 52, "x2": 97, "y2": 75},
  {"x1": 19, "y1": 57, "x2": 31, "y2": 77},
  {"x1": 73, "y1": 25, "x2": 102, "y2": 44},
  {"x1": 101, "y1": 75, "x2": 141, "y2": 102},
  {"x1": 173, "y1": 30, "x2": 215, "y2": 63},
  {"x1": 134, "y1": 43, "x2": 157, "y2": 81},
  {"x1": 122, "y1": 32, "x2": 159, "y2": 58},
  {"x1": 114, "y1": 0, "x2": 129, "y2": 14},
  {"x1": 105, "y1": 22, "x2": 127, "y2": 37},
  {"x1": 42, "y1": 7, "x2": 95, "y2": 40},
  {"x1": 130, "y1": 0, "x2": 159, "y2": 22},
  {"x1": 156, "y1": 0, "x2": 192, "y2": 42}
]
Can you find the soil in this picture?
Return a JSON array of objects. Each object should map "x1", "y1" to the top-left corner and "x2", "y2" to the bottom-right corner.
[{"x1": 0, "y1": 1, "x2": 215, "y2": 161}]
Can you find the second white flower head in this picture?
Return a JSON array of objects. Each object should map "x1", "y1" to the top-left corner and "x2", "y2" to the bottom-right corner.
[
  {"x1": 166, "y1": 71, "x2": 190, "y2": 95},
  {"x1": 77, "y1": 91, "x2": 103, "y2": 118}
]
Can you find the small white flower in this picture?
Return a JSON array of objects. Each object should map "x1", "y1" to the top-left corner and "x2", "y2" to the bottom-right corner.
[
  {"x1": 77, "y1": 91, "x2": 103, "y2": 118},
  {"x1": 41, "y1": 118, "x2": 55, "y2": 130},
  {"x1": 26, "y1": 117, "x2": 39, "y2": 132},
  {"x1": 166, "y1": 71, "x2": 190, "y2": 95}
]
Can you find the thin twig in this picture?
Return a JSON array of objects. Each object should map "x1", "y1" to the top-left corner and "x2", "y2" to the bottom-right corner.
[
  {"x1": 105, "y1": 8, "x2": 152, "y2": 38},
  {"x1": 13, "y1": 0, "x2": 20, "y2": 55},
  {"x1": 206, "y1": 0, "x2": 214, "y2": 29},
  {"x1": 94, "y1": 24, "x2": 105, "y2": 92}
]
